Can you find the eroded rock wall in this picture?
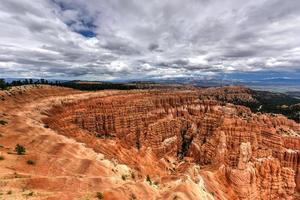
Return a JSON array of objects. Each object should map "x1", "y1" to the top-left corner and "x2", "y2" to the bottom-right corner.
[{"x1": 44, "y1": 89, "x2": 300, "y2": 199}]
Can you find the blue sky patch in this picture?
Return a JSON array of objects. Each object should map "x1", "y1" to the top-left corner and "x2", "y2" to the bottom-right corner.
[{"x1": 77, "y1": 30, "x2": 97, "y2": 38}]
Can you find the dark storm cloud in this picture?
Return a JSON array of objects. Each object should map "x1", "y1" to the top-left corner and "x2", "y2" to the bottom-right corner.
[
  {"x1": 158, "y1": 59, "x2": 189, "y2": 68},
  {"x1": 0, "y1": 0, "x2": 300, "y2": 80},
  {"x1": 222, "y1": 49, "x2": 258, "y2": 58},
  {"x1": 148, "y1": 43, "x2": 159, "y2": 51},
  {"x1": 101, "y1": 40, "x2": 141, "y2": 56}
]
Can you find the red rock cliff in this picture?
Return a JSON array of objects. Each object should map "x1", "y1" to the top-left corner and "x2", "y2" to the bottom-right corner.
[{"x1": 43, "y1": 89, "x2": 300, "y2": 199}]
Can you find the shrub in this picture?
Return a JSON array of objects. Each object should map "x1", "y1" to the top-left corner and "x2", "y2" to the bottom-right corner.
[
  {"x1": 146, "y1": 175, "x2": 152, "y2": 185},
  {"x1": 15, "y1": 144, "x2": 26, "y2": 155},
  {"x1": 7, "y1": 190, "x2": 12, "y2": 195},
  {"x1": 130, "y1": 193, "x2": 137, "y2": 200},
  {"x1": 173, "y1": 195, "x2": 179, "y2": 200},
  {"x1": 135, "y1": 141, "x2": 140, "y2": 150},
  {"x1": 121, "y1": 174, "x2": 127, "y2": 181},
  {"x1": 0, "y1": 155, "x2": 4, "y2": 160},
  {"x1": 96, "y1": 192, "x2": 103, "y2": 199},
  {"x1": 131, "y1": 172, "x2": 135, "y2": 180},
  {"x1": 27, "y1": 191, "x2": 34, "y2": 196},
  {"x1": 27, "y1": 159, "x2": 35, "y2": 165},
  {"x1": 0, "y1": 120, "x2": 7, "y2": 125},
  {"x1": 13, "y1": 172, "x2": 22, "y2": 178}
]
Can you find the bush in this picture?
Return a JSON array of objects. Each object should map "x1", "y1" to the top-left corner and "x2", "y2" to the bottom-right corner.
[
  {"x1": 153, "y1": 181, "x2": 159, "y2": 186},
  {"x1": 131, "y1": 172, "x2": 135, "y2": 180},
  {"x1": 0, "y1": 120, "x2": 7, "y2": 125},
  {"x1": 27, "y1": 160, "x2": 35, "y2": 165},
  {"x1": 15, "y1": 144, "x2": 26, "y2": 155},
  {"x1": 146, "y1": 175, "x2": 152, "y2": 185},
  {"x1": 96, "y1": 192, "x2": 103, "y2": 199},
  {"x1": 0, "y1": 155, "x2": 4, "y2": 160},
  {"x1": 27, "y1": 191, "x2": 34, "y2": 196},
  {"x1": 130, "y1": 193, "x2": 137, "y2": 200},
  {"x1": 121, "y1": 174, "x2": 127, "y2": 181}
]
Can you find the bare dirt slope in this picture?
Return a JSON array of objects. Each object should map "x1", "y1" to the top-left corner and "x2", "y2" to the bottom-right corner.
[{"x1": 0, "y1": 86, "x2": 133, "y2": 199}]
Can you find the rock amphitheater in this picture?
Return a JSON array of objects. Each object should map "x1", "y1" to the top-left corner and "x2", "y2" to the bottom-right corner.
[{"x1": 0, "y1": 85, "x2": 299, "y2": 200}]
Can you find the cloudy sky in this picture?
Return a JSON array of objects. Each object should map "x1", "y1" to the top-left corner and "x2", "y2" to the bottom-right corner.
[{"x1": 0, "y1": 0, "x2": 300, "y2": 81}]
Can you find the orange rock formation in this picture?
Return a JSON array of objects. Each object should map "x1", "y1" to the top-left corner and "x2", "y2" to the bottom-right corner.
[{"x1": 0, "y1": 85, "x2": 299, "y2": 199}]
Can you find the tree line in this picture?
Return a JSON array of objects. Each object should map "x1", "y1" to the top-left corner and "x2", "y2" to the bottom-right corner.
[
  {"x1": 0, "y1": 78, "x2": 52, "y2": 90},
  {"x1": 0, "y1": 78, "x2": 138, "y2": 91}
]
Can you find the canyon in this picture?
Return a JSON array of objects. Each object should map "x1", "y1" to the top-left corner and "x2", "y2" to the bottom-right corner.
[{"x1": 0, "y1": 85, "x2": 299, "y2": 200}]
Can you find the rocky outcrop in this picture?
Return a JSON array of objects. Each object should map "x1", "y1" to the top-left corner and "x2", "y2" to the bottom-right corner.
[
  {"x1": 224, "y1": 142, "x2": 297, "y2": 200},
  {"x1": 254, "y1": 158, "x2": 296, "y2": 200},
  {"x1": 43, "y1": 88, "x2": 300, "y2": 199},
  {"x1": 228, "y1": 142, "x2": 258, "y2": 200}
]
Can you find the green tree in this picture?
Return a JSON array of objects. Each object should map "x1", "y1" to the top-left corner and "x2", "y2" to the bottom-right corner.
[
  {"x1": 0, "y1": 79, "x2": 7, "y2": 90},
  {"x1": 15, "y1": 144, "x2": 26, "y2": 155},
  {"x1": 96, "y1": 192, "x2": 103, "y2": 199},
  {"x1": 27, "y1": 159, "x2": 35, "y2": 165}
]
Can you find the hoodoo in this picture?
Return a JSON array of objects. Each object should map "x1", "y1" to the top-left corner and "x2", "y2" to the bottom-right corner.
[
  {"x1": 43, "y1": 87, "x2": 300, "y2": 199},
  {"x1": 0, "y1": 85, "x2": 299, "y2": 199}
]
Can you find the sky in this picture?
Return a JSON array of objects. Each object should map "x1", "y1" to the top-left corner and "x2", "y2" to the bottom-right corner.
[{"x1": 0, "y1": 0, "x2": 300, "y2": 81}]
